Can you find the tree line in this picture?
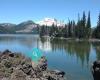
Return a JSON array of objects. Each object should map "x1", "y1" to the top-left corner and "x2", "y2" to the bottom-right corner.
[{"x1": 39, "y1": 11, "x2": 100, "y2": 39}]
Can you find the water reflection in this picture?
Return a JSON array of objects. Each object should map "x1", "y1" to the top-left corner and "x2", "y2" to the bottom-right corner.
[
  {"x1": 0, "y1": 36, "x2": 98, "y2": 68},
  {"x1": 0, "y1": 35, "x2": 100, "y2": 80},
  {"x1": 39, "y1": 37, "x2": 52, "y2": 51},
  {"x1": 0, "y1": 35, "x2": 39, "y2": 48},
  {"x1": 92, "y1": 42, "x2": 100, "y2": 60},
  {"x1": 39, "y1": 37, "x2": 91, "y2": 67},
  {"x1": 38, "y1": 37, "x2": 95, "y2": 80}
]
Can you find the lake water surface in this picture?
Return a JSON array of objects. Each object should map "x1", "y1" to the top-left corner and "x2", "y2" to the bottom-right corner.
[{"x1": 0, "y1": 34, "x2": 100, "y2": 80}]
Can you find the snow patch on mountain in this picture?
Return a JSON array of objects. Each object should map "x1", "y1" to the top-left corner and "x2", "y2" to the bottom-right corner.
[{"x1": 37, "y1": 18, "x2": 65, "y2": 26}]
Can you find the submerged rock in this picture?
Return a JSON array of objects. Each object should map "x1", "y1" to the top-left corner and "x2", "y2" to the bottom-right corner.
[{"x1": 0, "y1": 50, "x2": 66, "y2": 80}]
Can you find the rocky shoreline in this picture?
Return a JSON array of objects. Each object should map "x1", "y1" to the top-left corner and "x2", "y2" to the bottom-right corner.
[{"x1": 0, "y1": 50, "x2": 65, "y2": 80}]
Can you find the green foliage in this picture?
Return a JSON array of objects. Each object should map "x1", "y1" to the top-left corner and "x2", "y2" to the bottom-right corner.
[
  {"x1": 0, "y1": 11, "x2": 100, "y2": 39},
  {"x1": 75, "y1": 12, "x2": 86, "y2": 39},
  {"x1": 39, "y1": 25, "x2": 46, "y2": 36},
  {"x1": 76, "y1": 11, "x2": 87, "y2": 39},
  {"x1": 93, "y1": 13, "x2": 100, "y2": 38},
  {"x1": 86, "y1": 11, "x2": 91, "y2": 38},
  {"x1": 39, "y1": 11, "x2": 92, "y2": 39}
]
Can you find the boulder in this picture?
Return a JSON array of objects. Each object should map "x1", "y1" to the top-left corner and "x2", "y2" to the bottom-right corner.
[
  {"x1": 10, "y1": 69, "x2": 27, "y2": 80},
  {"x1": 0, "y1": 50, "x2": 66, "y2": 80},
  {"x1": 21, "y1": 63, "x2": 33, "y2": 75},
  {"x1": 92, "y1": 60, "x2": 100, "y2": 80},
  {"x1": 9, "y1": 53, "x2": 14, "y2": 57},
  {"x1": 53, "y1": 70, "x2": 65, "y2": 77},
  {"x1": 1, "y1": 78, "x2": 10, "y2": 80},
  {"x1": 38, "y1": 56, "x2": 47, "y2": 71},
  {"x1": 2, "y1": 50, "x2": 11, "y2": 55},
  {"x1": 1, "y1": 59, "x2": 12, "y2": 68}
]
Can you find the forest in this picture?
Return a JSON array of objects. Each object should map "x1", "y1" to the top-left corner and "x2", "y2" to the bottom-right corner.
[{"x1": 39, "y1": 11, "x2": 100, "y2": 39}]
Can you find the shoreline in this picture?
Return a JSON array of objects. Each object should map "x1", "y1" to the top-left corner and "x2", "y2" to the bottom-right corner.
[
  {"x1": 0, "y1": 34, "x2": 100, "y2": 42},
  {"x1": 41, "y1": 36, "x2": 100, "y2": 42},
  {"x1": 0, "y1": 50, "x2": 66, "y2": 80}
]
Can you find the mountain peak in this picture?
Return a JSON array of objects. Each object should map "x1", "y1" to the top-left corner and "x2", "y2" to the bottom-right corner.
[{"x1": 37, "y1": 18, "x2": 65, "y2": 26}]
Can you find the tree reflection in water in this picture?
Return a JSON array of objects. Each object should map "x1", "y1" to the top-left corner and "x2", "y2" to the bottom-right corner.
[{"x1": 40, "y1": 37, "x2": 91, "y2": 67}]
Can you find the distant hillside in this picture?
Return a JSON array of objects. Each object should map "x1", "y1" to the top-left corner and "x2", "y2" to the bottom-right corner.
[
  {"x1": 0, "y1": 20, "x2": 39, "y2": 34},
  {"x1": 0, "y1": 23, "x2": 16, "y2": 33}
]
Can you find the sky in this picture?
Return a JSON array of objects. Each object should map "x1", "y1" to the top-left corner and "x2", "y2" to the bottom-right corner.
[{"x1": 0, "y1": 0, "x2": 100, "y2": 27}]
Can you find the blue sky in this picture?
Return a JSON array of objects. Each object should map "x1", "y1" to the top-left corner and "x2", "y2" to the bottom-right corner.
[{"x1": 0, "y1": 0, "x2": 100, "y2": 26}]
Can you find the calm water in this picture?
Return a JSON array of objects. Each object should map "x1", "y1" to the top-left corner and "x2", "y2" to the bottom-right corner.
[{"x1": 0, "y1": 34, "x2": 100, "y2": 80}]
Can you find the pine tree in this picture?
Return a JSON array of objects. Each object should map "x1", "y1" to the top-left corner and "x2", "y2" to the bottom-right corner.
[
  {"x1": 72, "y1": 20, "x2": 76, "y2": 38},
  {"x1": 68, "y1": 20, "x2": 72, "y2": 37},
  {"x1": 82, "y1": 11, "x2": 86, "y2": 27},
  {"x1": 49, "y1": 24, "x2": 58, "y2": 37},
  {"x1": 86, "y1": 11, "x2": 91, "y2": 38},
  {"x1": 94, "y1": 13, "x2": 100, "y2": 38},
  {"x1": 98, "y1": 13, "x2": 100, "y2": 27},
  {"x1": 49, "y1": 24, "x2": 54, "y2": 36},
  {"x1": 81, "y1": 11, "x2": 86, "y2": 38},
  {"x1": 64, "y1": 24, "x2": 68, "y2": 38},
  {"x1": 40, "y1": 25, "x2": 46, "y2": 36},
  {"x1": 75, "y1": 13, "x2": 81, "y2": 38}
]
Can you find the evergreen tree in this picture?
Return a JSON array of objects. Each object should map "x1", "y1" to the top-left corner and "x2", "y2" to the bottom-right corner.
[
  {"x1": 39, "y1": 25, "x2": 45, "y2": 36},
  {"x1": 75, "y1": 14, "x2": 81, "y2": 38},
  {"x1": 86, "y1": 11, "x2": 91, "y2": 38},
  {"x1": 76, "y1": 11, "x2": 87, "y2": 39},
  {"x1": 93, "y1": 13, "x2": 100, "y2": 38},
  {"x1": 49, "y1": 24, "x2": 54, "y2": 36},
  {"x1": 82, "y1": 11, "x2": 86, "y2": 27},
  {"x1": 49, "y1": 24, "x2": 57, "y2": 37},
  {"x1": 72, "y1": 20, "x2": 76, "y2": 38},
  {"x1": 39, "y1": 11, "x2": 94, "y2": 39},
  {"x1": 81, "y1": 11, "x2": 86, "y2": 38},
  {"x1": 45, "y1": 25, "x2": 48, "y2": 35},
  {"x1": 64, "y1": 24, "x2": 68, "y2": 38},
  {"x1": 68, "y1": 20, "x2": 72, "y2": 37}
]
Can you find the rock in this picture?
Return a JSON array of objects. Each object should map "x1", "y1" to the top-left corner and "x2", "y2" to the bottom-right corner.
[
  {"x1": 10, "y1": 69, "x2": 27, "y2": 80},
  {"x1": 0, "y1": 50, "x2": 65, "y2": 80},
  {"x1": 92, "y1": 60, "x2": 100, "y2": 80},
  {"x1": 47, "y1": 76, "x2": 56, "y2": 80},
  {"x1": 0, "y1": 50, "x2": 11, "y2": 60},
  {"x1": 9, "y1": 53, "x2": 14, "y2": 57},
  {"x1": 42, "y1": 70, "x2": 65, "y2": 80},
  {"x1": 21, "y1": 63, "x2": 32, "y2": 75},
  {"x1": 1, "y1": 77, "x2": 10, "y2": 80},
  {"x1": 37, "y1": 56, "x2": 48, "y2": 71},
  {"x1": 53, "y1": 70, "x2": 65, "y2": 77},
  {"x1": 2, "y1": 50, "x2": 11, "y2": 55},
  {"x1": 1, "y1": 59, "x2": 12, "y2": 68}
]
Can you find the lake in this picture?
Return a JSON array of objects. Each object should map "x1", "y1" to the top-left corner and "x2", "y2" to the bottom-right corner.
[{"x1": 0, "y1": 34, "x2": 100, "y2": 80}]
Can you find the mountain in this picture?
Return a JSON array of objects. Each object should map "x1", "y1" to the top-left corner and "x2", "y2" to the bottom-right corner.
[
  {"x1": 37, "y1": 18, "x2": 65, "y2": 26},
  {"x1": 0, "y1": 20, "x2": 39, "y2": 34},
  {"x1": 15, "y1": 20, "x2": 38, "y2": 34},
  {"x1": 0, "y1": 23, "x2": 16, "y2": 33},
  {"x1": 0, "y1": 18, "x2": 65, "y2": 34}
]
